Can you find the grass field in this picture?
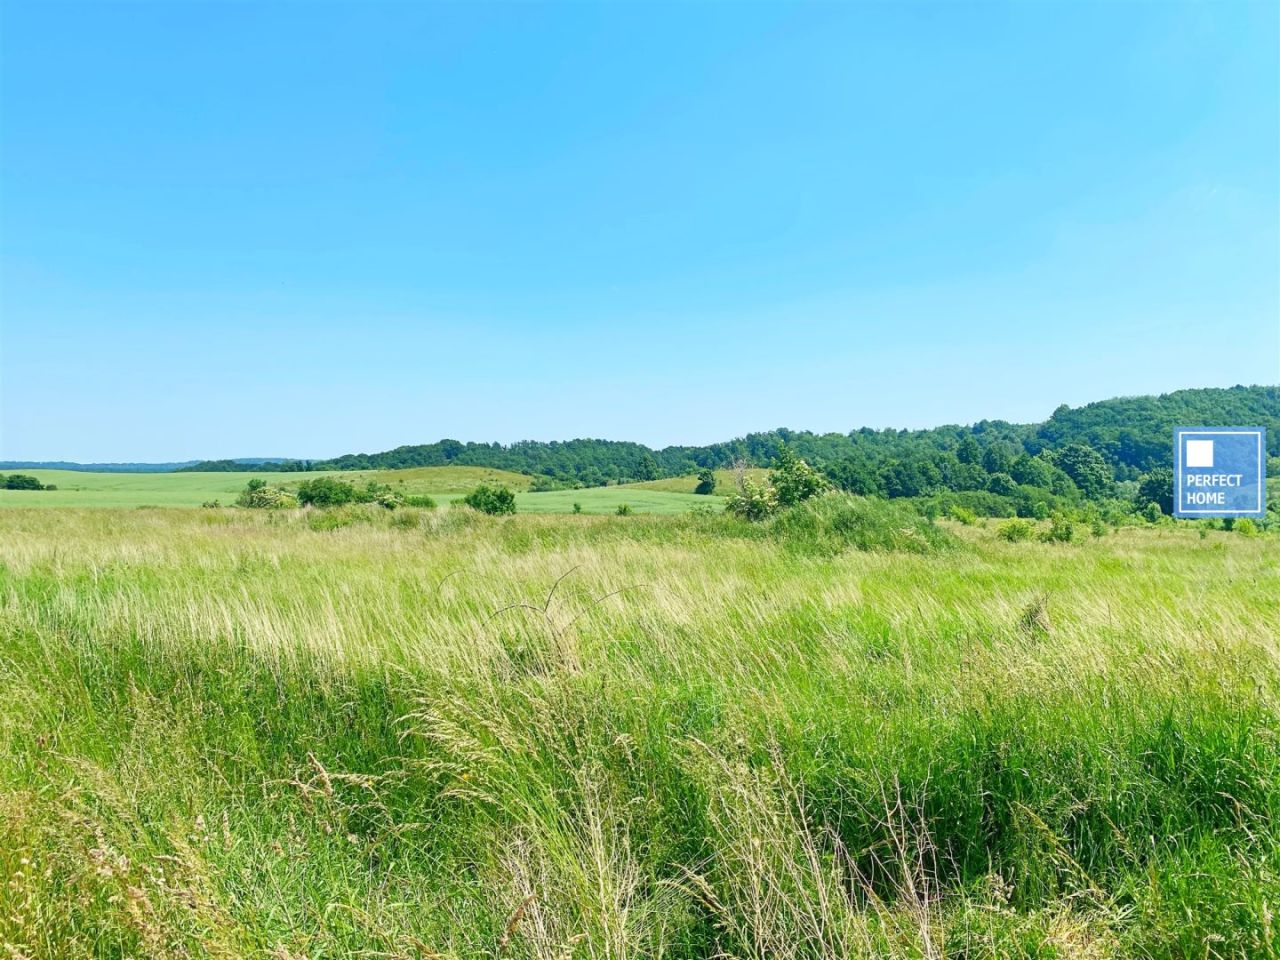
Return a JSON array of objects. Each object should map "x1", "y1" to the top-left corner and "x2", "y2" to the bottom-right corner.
[
  {"x1": 1, "y1": 503, "x2": 1276, "y2": 959},
  {"x1": 0, "y1": 468, "x2": 723, "y2": 514}
]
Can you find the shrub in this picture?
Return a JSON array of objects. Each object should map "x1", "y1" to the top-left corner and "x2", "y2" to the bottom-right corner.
[
  {"x1": 1040, "y1": 513, "x2": 1075, "y2": 543},
  {"x1": 462, "y1": 484, "x2": 516, "y2": 515},
  {"x1": 949, "y1": 506, "x2": 977, "y2": 526},
  {"x1": 1234, "y1": 518, "x2": 1258, "y2": 537},
  {"x1": 770, "y1": 446, "x2": 829, "y2": 507},
  {"x1": 572, "y1": 502, "x2": 582, "y2": 514},
  {"x1": 1142, "y1": 501, "x2": 1164, "y2": 524},
  {"x1": 996, "y1": 518, "x2": 1035, "y2": 542},
  {"x1": 769, "y1": 493, "x2": 955, "y2": 556},
  {"x1": 402, "y1": 494, "x2": 437, "y2": 509},
  {"x1": 295, "y1": 477, "x2": 357, "y2": 507},
  {"x1": 615, "y1": 503, "x2": 632, "y2": 516},
  {"x1": 725, "y1": 477, "x2": 778, "y2": 521},
  {"x1": 236, "y1": 483, "x2": 297, "y2": 509},
  {"x1": 694, "y1": 468, "x2": 717, "y2": 495}
]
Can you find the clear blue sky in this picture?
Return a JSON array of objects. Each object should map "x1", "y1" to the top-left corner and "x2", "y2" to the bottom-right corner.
[{"x1": 2, "y1": 1, "x2": 1277, "y2": 461}]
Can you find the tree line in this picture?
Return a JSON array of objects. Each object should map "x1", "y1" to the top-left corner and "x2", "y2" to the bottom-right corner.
[{"x1": 178, "y1": 385, "x2": 1278, "y2": 512}]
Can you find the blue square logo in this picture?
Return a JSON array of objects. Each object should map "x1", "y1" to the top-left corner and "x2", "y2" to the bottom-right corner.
[{"x1": 1173, "y1": 427, "x2": 1266, "y2": 518}]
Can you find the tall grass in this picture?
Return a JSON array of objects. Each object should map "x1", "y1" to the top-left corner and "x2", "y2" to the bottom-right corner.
[{"x1": 0, "y1": 506, "x2": 1276, "y2": 958}]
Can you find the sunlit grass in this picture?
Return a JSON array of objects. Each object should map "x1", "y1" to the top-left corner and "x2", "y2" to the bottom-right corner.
[{"x1": 0, "y1": 507, "x2": 1276, "y2": 958}]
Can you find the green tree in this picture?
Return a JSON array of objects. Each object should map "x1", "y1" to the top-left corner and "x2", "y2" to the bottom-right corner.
[
  {"x1": 637, "y1": 453, "x2": 659, "y2": 482},
  {"x1": 694, "y1": 468, "x2": 717, "y2": 495},
  {"x1": 986, "y1": 472, "x2": 1017, "y2": 497},
  {"x1": 1049, "y1": 444, "x2": 1113, "y2": 500},
  {"x1": 1136, "y1": 467, "x2": 1174, "y2": 516}
]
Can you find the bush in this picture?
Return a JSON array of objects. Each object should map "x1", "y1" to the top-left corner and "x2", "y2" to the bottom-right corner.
[
  {"x1": 1142, "y1": 501, "x2": 1164, "y2": 524},
  {"x1": 770, "y1": 446, "x2": 829, "y2": 507},
  {"x1": 694, "y1": 469, "x2": 717, "y2": 495},
  {"x1": 572, "y1": 502, "x2": 582, "y2": 514},
  {"x1": 295, "y1": 477, "x2": 358, "y2": 507},
  {"x1": 462, "y1": 484, "x2": 516, "y2": 515},
  {"x1": 615, "y1": 503, "x2": 632, "y2": 516},
  {"x1": 768, "y1": 493, "x2": 955, "y2": 556},
  {"x1": 1234, "y1": 518, "x2": 1258, "y2": 537},
  {"x1": 1039, "y1": 513, "x2": 1075, "y2": 543},
  {"x1": 236, "y1": 482, "x2": 297, "y2": 509},
  {"x1": 996, "y1": 518, "x2": 1035, "y2": 542},
  {"x1": 949, "y1": 506, "x2": 977, "y2": 526},
  {"x1": 725, "y1": 477, "x2": 779, "y2": 521},
  {"x1": 402, "y1": 494, "x2": 437, "y2": 509}
]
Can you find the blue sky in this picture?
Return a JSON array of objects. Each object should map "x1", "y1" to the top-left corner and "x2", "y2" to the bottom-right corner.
[{"x1": 1, "y1": 1, "x2": 1277, "y2": 461}]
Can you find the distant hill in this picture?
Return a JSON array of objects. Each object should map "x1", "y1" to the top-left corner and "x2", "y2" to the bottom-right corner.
[
  {"x1": 0, "y1": 460, "x2": 200, "y2": 473},
  {"x1": 176, "y1": 383, "x2": 1278, "y2": 486},
  {"x1": 21, "y1": 385, "x2": 1278, "y2": 489},
  {"x1": 0, "y1": 458, "x2": 288, "y2": 473}
]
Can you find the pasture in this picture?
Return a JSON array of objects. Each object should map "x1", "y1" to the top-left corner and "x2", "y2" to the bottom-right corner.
[
  {"x1": 0, "y1": 505, "x2": 1276, "y2": 959},
  {"x1": 0, "y1": 468, "x2": 724, "y2": 514}
]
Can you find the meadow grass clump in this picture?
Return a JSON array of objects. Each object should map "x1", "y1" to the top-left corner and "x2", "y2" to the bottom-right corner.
[
  {"x1": 768, "y1": 493, "x2": 956, "y2": 556},
  {"x1": 0, "y1": 507, "x2": 1276, "y2": 958}
]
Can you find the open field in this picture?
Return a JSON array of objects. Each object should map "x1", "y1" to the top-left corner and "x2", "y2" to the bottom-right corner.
[
  {"x1": 0, "y1": 468, "x2": 724, "y2": 513},
  {"x1": 0, "y1": 467, "x2": 534, "y2": 508},
  {"x1": 1, "y1": 505, "x2": 1276, "y2": 959}
]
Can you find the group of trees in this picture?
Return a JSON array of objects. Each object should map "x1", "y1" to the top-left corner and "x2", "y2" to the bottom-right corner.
[
  {"x1": 234, "y1": 477, "x2": 436, "y2": 511},
  {"x1": 2, "y1": 474, "x2": 53, "y2": 491}
]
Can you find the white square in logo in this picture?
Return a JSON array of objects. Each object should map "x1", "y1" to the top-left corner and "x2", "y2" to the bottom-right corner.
[{"x1": 1185, "y1": 439, "x2": 1214, "y2": 468}]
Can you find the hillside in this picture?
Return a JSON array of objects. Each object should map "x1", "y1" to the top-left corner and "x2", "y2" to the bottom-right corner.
[{"x1": 173, "y1": 384, "x2": 1278, "y2": 486}]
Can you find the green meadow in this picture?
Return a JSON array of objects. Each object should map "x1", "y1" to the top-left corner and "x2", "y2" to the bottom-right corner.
[
  {"x1": 1, "y1": 502, "x2": 1276, "y2": 959},
  {"x1": 0, "y1": 468, "x2": 724, "y2": 514}
]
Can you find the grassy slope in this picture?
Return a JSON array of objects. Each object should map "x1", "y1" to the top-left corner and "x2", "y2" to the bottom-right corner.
[
  {"x1": 618, "y1": 467, "x2": 766, "y2": 494},
  {"x1": 1, "y1": 509, "x2": 1277, "y2": 958}
]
